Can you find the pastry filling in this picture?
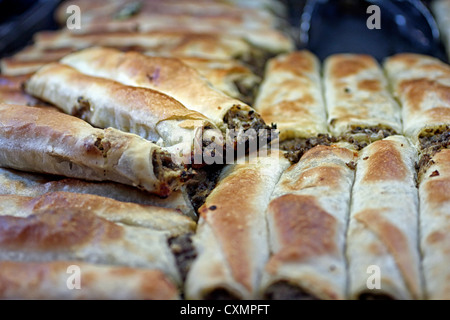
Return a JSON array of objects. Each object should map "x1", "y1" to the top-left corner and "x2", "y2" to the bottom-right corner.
[
  {"x1": 223, "y1": 105, "x2": 277, "y2": 155},
  {"x1": 343, "y1": 125, "x2": 397, "y2": 150},
  {"x1": 152, "y1": 149, "x2": 191, "y2": 197},
  {"x1": 418, "y1": 126, "x2": 450, "y2": 152},
  {"x1": 280, "y1": 134, "x2": 338, "y2": 163},
  {"x1": 184, "y1": 164, "x2": 223, "y2": 213},
  {"x1": 168, "y1": 232, "x2": 197, "y2": 282},
  {"x1": 264, "y1": 281, "x2": 320, "y2": 300}
]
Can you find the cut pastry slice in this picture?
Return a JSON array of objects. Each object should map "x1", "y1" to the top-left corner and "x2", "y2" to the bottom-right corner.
[
  {"x1": 0, "y1": 191, "x2": 196, "y2": 236},
  {"x1": 346, "y1": 135, "x2": 423, "y2": 300},
  {"x1": 261, "y1": 145, "x2": 357, "y2": 300},
  {"x1": 0, "y1": 167, "x2": 195, "y2": 218},
  {"x1": 417, "y1": 149, "x2": 450, "y2": 300},
  {"x1": 383, "y1": 53, "x2": 450, "y2": 152},
  {"x1": 324, "y1": 54, "x2": 402, "y2": 148},
  {"x1": 254, "y1": 50, "x2": 333, "y2": 163},
  {"x1": 0, "y1": 207, "x2": 182, "y2": 285},
  {"x1": 0, "y1": 104, "x2": 187, "y2": 197},
  {"x1": 184, "y1": 151, "x2": 290, "y2": 299},
  {"x1": 24, "y1": 63, "x2": 220, "y2": 166},
  {"x1": 0, "y1": 260, "x2": 180, "y2": 300},
  {"x1": 33, "y1": 30, "x2": 254, "y2": 62}
]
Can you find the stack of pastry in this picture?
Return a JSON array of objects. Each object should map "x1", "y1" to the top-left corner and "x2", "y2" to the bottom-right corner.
[{"x1": 0, "y1": 0, "x2": 450, "y2": 300}]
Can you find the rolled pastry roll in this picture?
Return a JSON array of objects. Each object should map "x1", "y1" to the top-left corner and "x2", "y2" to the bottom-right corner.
[
  {"x1": 0, "y1": 88, "x2": 42, "y2": 106},
  {"x1": 60, "y1": 47, "x2": 273, "y2": 138},
  {"x1": 1, "y1": 58, "x2": 51, "y2": 76},
  {"x1": 33, "y1": 30, "x2": 254, "y2": 61},
  {"x1": 24, "y1": 63, "x2": 219, "y2": 165},
  {"x1": 432, "y1": 0, "x2": 450, "y2": 60},
  {"x1": 0, "y1": 74, "x2": 31, "y2": 89},
  {"x1": 185, "y1": 151, "x2": 291, "y2": 299},
  {"x1": 0, "y1": 191, "x2": 197, "y2": 283},
  {"x1": 0, "y1": 206, "x2": 182, "y2": 285},
  {"x1": 417, "y1": 149, "x2": 450, "y2": 299},
  {"x1": 254, "y1": 51, "x2": 333, "y2": 163},
  {"x1": 346, "y1": 135, "x2": 423, "y2": 300},
  {"x1": 0, "y1": 191, "x2": 195, "y2": 236},
  {"x1": 324, "y1": 54, "x2": 402, "y2": 148},
  {"x1": 0, "y1": 167, "x2": 195, "y2": 219},
  {"x1": 260, "y1": 145, "x2": 357, "y2": 300},
  {"x1": 176, "y1": 56, "x2": 261, "y2": 104},
  {"x1": 0, "y1": 104, "x2": 186, "y2": 197},
  {"x1": 383, "y1": 53, "x2": 450, "y2": 152},
  {"x1": 0, "y1": 261, "x2": 180, "y2": 300}
]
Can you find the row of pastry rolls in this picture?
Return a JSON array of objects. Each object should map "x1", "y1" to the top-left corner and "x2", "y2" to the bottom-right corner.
[
  {"x1": 181, "y1": 136, "x2": 431, "y2": 300},
  {"x1": 254, "y1": 50, "x2": 404, "y2": 163}
]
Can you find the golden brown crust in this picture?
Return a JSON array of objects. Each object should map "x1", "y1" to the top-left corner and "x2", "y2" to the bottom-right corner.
[
  {"x1": 399, "y1": 79, "x2": 450, "y2": 113},
  {"x1": 354, "y1": 209, "x2": 421, "y2": 299},
  {"x1": 198, "y1": 168, "x2": 260, "y2": 292},
  {"x1": 60, "y1": 47, "x2": 251, "y2": 125},
  {"x1": 0, "y1": 168, "x2": 196, "y2": 218},
  {"x1": 0, "y1": 191, "x2": 195, "y2": 235},
  {"x1": 33, "y1": 30, "x2": 252, "y2": 60},
  {"x1": 362, "y1": 139, "x2": 408, "y2": 182},
  {"x1": 0, "y1": 210, "x2": 123, "y2": 250},
  {"x1": 265, "y1": 194, "x2": 338, "y2": 271},
  {"x1": 280, "y1": 166, "x2": 344, "y2": 191},
  {"x1": 328, "y1": 54, "x2": 377, "y2": 79}
]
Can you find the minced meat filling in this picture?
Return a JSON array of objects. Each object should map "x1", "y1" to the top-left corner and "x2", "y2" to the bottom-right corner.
[
  {"x1": 168, "y1": 232, "x2": 196, "y2": 282},
  {"x1": 344, "y1": 126, "x2": 397, "y2": 150},
  {"x1": 185, "y1": 164, "x2": 223, "y2": 213},
  {"x1": 152, "y1": 150, "x2": 191, "y2": 191},
  {"x1": 264, "y1": 281, "x2": 320, "y2": 300},
  {"x1": 223, "y1": 105, "x2": 277, "y2": 157},
  {"x1": 419, "y1": 127, "x2": 450, "y2": 152},
  {"x1": 281, "y1": 134, "x2": 338, "y2": 163}
]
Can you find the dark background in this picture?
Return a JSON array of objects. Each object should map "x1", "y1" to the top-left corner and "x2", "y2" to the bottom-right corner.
[{"x1": 0, "y1": 0, "x2": 447, "y2": 62}]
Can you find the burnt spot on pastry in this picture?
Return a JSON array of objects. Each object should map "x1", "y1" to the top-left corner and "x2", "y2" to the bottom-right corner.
[
  {"x1": 346, "y1": 161, "x2": 357, "y2": 170},
  {"x1": 430, "y1": 170, "x2": 440, "y2": 177},
  {"x1": 168, "y1": 232, "x2": 196, "y2": 282},
  {"x1": 264, "y1": 281, "x2": 320, "y2": 300},
  {"x1": 280, "y1": 134, "x2": 338, "y2": 163}
]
